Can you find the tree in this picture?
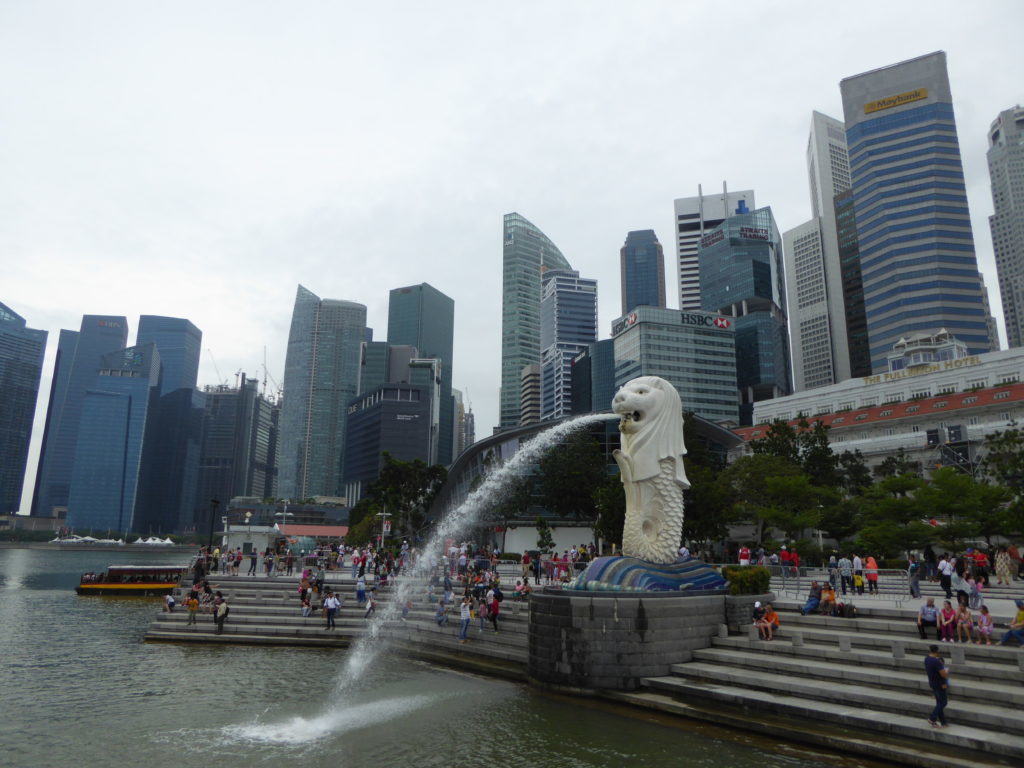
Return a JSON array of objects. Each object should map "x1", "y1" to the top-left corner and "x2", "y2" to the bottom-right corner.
[
  {"x1": 592, "y1": 475, "x2": 625, "y2": 549},
  {"x1": 719, "y1": 454, "x2": 802, "y2": 544},
  {"x1": 757, "y1": 474, "x2": 836, "y2": 543},
  {"x1": 535, "y1": 515, "x2": 554, "y2": 552},
  {"x1": 359, "y1": 453, "x2": 447, "y2": 538},
  {"x1": 683, "y1": 463, "x2": 734, "y2": 546},
  {"x1": 536, "y1": 432, "x2": 607, "y2": 519},
  {"x1": 750, "y1": 418, "x2": 839, "y2": 488},
  {"x1": 344, "y1": 514, "x2": 378, "y2": 547},
  {"x1": 838, "y1": 450, "x2": 873, "y2": 496},
  {"x1": 874, "y1": 448, "x2": 920, "y2": 478},
  {"x1": 982, "y1": 425, "x2": 1024, "y2": 492},
  {"x1": 750, "y1": 420, "x2": 799, "y2": 465}
]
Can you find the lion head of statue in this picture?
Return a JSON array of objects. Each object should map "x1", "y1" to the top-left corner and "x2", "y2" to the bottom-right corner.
[{"x1": 611, "y1": 375, "x2": 688, "y2": 486}]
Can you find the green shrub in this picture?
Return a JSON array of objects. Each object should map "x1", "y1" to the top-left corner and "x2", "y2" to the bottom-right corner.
[{"x1": 722, "y1": 565, "x2": 771, "y2": 596}]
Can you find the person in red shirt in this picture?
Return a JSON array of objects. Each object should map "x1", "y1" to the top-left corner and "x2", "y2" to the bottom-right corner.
[
  {"x1": 974, "y1": 550, "x2": 991, "y2": 586},
  {"x1": 738, "y1": 546, "x2": 751, "y2": 566}
]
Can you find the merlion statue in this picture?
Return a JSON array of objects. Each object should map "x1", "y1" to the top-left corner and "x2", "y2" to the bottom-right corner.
[{"x1": 612, "y1": 376, "x2": 689, "y2": 564}]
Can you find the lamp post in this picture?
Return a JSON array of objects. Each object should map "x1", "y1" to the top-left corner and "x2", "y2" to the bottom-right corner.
[
  {"x1": 207, "y1": 498, "x2": 220, "y2": 550},
  {"x1": 377, "y1": 509, "x2": 391, "y2": 550}
]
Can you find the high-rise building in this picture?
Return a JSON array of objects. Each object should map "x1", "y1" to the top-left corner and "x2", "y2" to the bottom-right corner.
[
  {"x1": 66, "y1": 344, "x2": 162, "y2": 533},
  {"x1": 840, "y1": 51, "x2": 997, "y2": 372},
  {"x1": 519, "y1": 364, "x2": 541, "y2": 425},
  {"x1": 31, "y1": 315, "x2": 128, "y2": 517},
  {"x1": 570, "y1": 339, "x2": 617, "y2": 415},
  {"x1": 463, "y1": 408, "x2": 475, "y2": 450},
  {"x1": 0, "y1": 303, "x2": 47, "y2": 514},
  {"x1": 278, "y1": 285, "x2": 367, "y2": 501},
  {"x1": 196, "y1": 375, "x2": 280, "y2": 524},
  {"x1": 342, "y1": 358, "x2": 440, "y2": 503},
  {"x1": 673, "y1": 186, "x2": 755, "y2": 311},
  {"x1": 539, "y1": 269, "x2": 598, "y2": 421},
  {"x1": 452, "y1": 388, "x2": 468, "y2": 458},
  {"x1": 612, "y1": 308, "x2": 738, "y2": 424},
  {"x1": 137, "y1": 315, "x2": 201, "y2": 394},
  {"x1": 785, "y1": 112, "x2": 856, "y2": 391},
  {"x1": 387, "y1": 283, "x2": 455, "y2": 464},
  {"x1": 136, "y1": 316, "x2": 205, "y2": 533},
  {"x1": 699, "y1": 206, "x2": 790, "y2": 425},
  {"x1": 620, "y1": 230, "x2": 666, "y2": 315},
  {"x1": 987, "y1": 105, "x2": 1024, "y2": 348},
  {"x1": 834, "y1": 190, "x2": 872, "y2": 378},
  {"x1": 500, "y1": 212, "x2": 573, "y2": 430}
]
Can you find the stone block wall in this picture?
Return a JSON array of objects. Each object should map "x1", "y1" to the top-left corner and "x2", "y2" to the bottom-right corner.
[
  {"x1": 528, "y1": 590, "x2": 725, "y2": 691},
  {"x1": 725, "y1": 593, "x2": 775, "y2": 632}
]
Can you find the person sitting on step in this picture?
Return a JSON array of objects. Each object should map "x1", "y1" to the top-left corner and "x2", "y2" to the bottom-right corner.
[
  {"x1": 801, "y1": 581, "x2": 822, "y2": 615},
  {"x1": 818, "y1": 583, "x2": 837, "y2": 615},
  {"x1": 758, "y1": 602, "x2": 780, "y2": 641}
]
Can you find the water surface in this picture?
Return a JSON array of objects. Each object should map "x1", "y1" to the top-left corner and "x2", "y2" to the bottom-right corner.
[{"x1": 2, "y1": 548, "x2": 870, "y2": 767}]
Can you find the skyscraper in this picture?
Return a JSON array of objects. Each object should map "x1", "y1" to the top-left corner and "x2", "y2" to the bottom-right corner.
[
  {"x1": 620, "y1": 230, "x2": 666, "y2": 314},
  {"x1": 673, "y1": 186, "x2": 755, "y2": 311},
  {"x1": 0, "y1": 303, "x2": 47, "y2": 514},
  {"x1": 539, "y1": 269, "x2": 597, "y2": 421},
  {"x1": 699, "y1": 206, "x2": 791, "y2": 425},
  {"x1": 196, "y1": 375, "x2": 280, "y2": 521},
  {"x1": 520, "y1": 364, "x2": 541, "y2": 426},
  {"x1": 67, "y1": 344, "x2": 162, "y2": 533},
  {"x1": 387, "y1": 283, "x2": 455, "y2": 464},
  {"x1": 840, "y1": 51, "x2": 997, "y2": 372},
  {"x1": 136, "y1": 316, "x2": 205, "y2": 533},
  {"x1": 784, "y1": 112, "x2": 856, "y2": 391},
  {"x1": 570, "y1": 339, "x2": 617, "y2": 415},
  {"x1": 834, "y1": 189, "x2": 872, "y2": 377},
  {"x1": 137, "y1": 315, "x2": 201, "y2": 394},
  {"x1": 987, "y1": 105, "x2": 1024, "y2": 348},
  {"x1": 31, "y1": 315, "x2": 128, "y2": 517},
  {"x1": 278, "y1": 286, "x2": 367, "y2": 501},
  {"x1": 500, "y1": 212, "x2": 573, "y2": 430}
]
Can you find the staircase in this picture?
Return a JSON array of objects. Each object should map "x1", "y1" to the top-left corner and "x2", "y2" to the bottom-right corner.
[{"x1": 636, "y1": 599, "x2": 1024, "y2": 767}]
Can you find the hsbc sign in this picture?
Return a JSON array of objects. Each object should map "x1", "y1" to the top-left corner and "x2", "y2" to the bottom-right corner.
[{"x1": 680, "y1": 312, "x2": 731, "y2": 329}]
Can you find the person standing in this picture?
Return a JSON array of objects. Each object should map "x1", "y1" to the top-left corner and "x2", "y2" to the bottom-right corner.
[
  {"x1": 186, "y1": 594, "x2": 199, "y2": 627},
  {"x1": 865, "y1": 555, "x2": 879, "y2": 595},
  {"x1": 995, "y1": 547, "x2": 1013, "y2": 586},
  {"x1": 738, "y1": 545, "x2": 750, "y2": 566},
  {"x1": 323, "y1": 590, "x2": 340, "y2": 630},
  {"x1": 852, "y1": 552, "x2": 863, "y2": 589},
  {"x1": 925, "y1": 645, "x2": 949, "y2": 727},
  {"x1": 938, "y1": 554, "x2": 954, "y2": 600},
  {"x1": 214, "y1": 593, "x2": 229, "y2": 635},
  {"x1": 908, "y1": 556, "x2": 922, "y2": 599},
  {"x1": 458, "y1": 596, "x2": 471, "y2": 643},
  {"x1": 247, "y1": 550, "x2": 258, "y2": 576},
  {"x1": 521, "y1": 552, "x2": 532, "y2": 583},
  {"x1": 838, "y1": 555, "x2": 853, "y2": 596}
]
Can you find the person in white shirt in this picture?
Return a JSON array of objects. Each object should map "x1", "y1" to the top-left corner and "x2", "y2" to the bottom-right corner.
[
  {"x1": 678, "y1": 545, "x2": 691, "y2": 561},
  {"x1": 458, "y1": 596, "x2": 472, "y2": 642},
  {"x1": 323, "y1": 592, "x2": 340, "y2": 630},
  {"x1": 938, "y1": 556, "x2": 954, "y2": 600}
]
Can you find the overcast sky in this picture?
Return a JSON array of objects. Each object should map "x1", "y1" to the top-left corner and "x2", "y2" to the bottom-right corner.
[{"x1": 4, "y1": 2, "x2": 1023, "y2": 512}]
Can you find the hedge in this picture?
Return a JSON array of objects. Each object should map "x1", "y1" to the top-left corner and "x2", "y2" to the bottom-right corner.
[{"x1": 722, "y1": 565, "x2": 772, "y2": 596}]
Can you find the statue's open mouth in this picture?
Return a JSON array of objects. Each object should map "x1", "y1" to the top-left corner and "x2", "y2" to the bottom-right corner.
[{"x1": 621, "y1": 410, "x2": 643, "y2": 424}]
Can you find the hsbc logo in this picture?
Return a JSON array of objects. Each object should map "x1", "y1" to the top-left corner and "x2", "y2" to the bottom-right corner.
[{"x1": 679, "y1": 312, "x2": 732, "y2": 330}]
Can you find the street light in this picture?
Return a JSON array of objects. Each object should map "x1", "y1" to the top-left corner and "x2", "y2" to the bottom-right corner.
[
  {"x1": 207, "y1": 498, "x2": 221, "y2": 550},
  {"x1": 377, "y1": 509, "x2": 392, "y2": 549}
]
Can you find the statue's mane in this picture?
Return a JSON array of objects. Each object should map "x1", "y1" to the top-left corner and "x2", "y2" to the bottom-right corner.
[{"x1": 622, "y1": 376, "x2": 688, "y2": 486}]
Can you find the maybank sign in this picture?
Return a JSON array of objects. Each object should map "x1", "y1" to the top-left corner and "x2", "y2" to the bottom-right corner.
[{"x1": 864, "y1": 87, "x2": 928, "y2": 114}]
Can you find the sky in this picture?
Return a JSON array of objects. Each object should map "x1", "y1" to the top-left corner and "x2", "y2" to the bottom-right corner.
[{"x1": 4, "y1": 1, "x2": 1023, "y2": 513}]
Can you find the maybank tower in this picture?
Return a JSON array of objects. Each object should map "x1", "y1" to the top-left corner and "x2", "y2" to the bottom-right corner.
[{"x1": 840, "y1": 52, "x2": 997, "y2": 373}]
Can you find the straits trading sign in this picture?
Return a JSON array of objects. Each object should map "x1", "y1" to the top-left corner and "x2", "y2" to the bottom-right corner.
[{"x1": 864, "y1": 87, "x2": 928, "y2": 114}]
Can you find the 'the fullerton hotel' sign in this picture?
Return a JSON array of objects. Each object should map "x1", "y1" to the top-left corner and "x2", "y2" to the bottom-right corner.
[{"x1": 864, "y1": 87, "x2": 928, "y2": 114}]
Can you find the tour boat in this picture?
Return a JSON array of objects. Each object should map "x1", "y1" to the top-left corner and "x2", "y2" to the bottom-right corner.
[{"x1": 75, "y1": 564, "x2": 187, "y2": 596}]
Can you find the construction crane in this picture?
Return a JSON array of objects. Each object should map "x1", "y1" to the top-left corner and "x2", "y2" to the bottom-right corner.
[
  {"x1": 261, "y1": 346, "x2": 282, "y2": 400},
  {"x1": 206, "y1": 348, "x2": 228, "y2": 386}
]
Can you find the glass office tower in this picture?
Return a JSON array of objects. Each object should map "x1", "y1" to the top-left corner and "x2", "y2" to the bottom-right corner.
[
  {"x1": 67, "y1": 344, "x2": 162, "y2": 534},
  {"x1": 987, "y1": 105, "x2": 1024, "y2": 348},
  {"x1": 539, "y1": 269, "x2": 597, "y2": 421},
  {"x1": 278, "y1": 286, "x2": 367, "y2": 500},
  {"x1": 31, "y1": 315, "x2": 128, "y2": 517},
  {"x1": 500, "y1": 212, "x2": 573, "y2": 430},
  {"x1": 620, "y1": 230, "x2": 666, "y2": 315},
  {"x1": 840, "y1": 51, "x2": 996, "y2": 371},
  {"x1": 699, "y1": 207, "x2": 791, "y2": 425},
  {"x1": 387, "y1": 283, "x2": 455, "y2": 465},
  {"x1": 137, "y1": 315, "x2": 201, "y2": 394},
  {"x1": 0, "y1": 302, "x2": 47, "y2": 514}
]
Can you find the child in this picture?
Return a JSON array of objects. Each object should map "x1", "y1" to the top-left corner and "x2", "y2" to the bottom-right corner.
[
  {"x1": 938, "y1": 600, "x2": 956, "y2": 642},
  {"x1": 401, "y1": 599, "x2": 413, "y2": 621},
  {"x1": 759, "y1": 602, "x2": 781, "y2": 641},
  {"x1": 356, "y1": 577, "x2": 367, "y2": 606},
  {"x1": 853, "y1": 573, "x2": 865, "y2": 595},
  {"x1": 968, "y1": 576, "x2": 983, "y2": 610},
  {"x1": 186, "y1": 594, "x2": 199, "y2": 626},
  {"x1": 163, "y1": 593, "x2": 176, "y2": 612},
  {"x1": 435, "y1": 599, "x2": 448, "y2": 626},
  {"x1": 300, "y1": 594, "x2": 312, "y2": 617},
  {"x1": 364, "y1": 589, "x2": 377, "y2": 619},
  {"x1": 975, "y1": 605, "x2": 994, "y2": 645},
  {"x1": 955, "y1": 603, "x2": 973, "y2": 643}
]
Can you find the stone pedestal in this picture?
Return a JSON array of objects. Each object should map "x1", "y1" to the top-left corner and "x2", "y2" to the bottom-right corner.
[{"x1": 528, "y1": 589, "x2": 725, "y2": 691}]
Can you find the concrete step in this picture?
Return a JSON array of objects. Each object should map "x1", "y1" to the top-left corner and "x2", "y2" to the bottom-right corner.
[
  {"x1": 145, "y1": 629, "x2": 357, "y2": 646},
  {"x1": 764, "y1": 625, "x2": 1024, "y2": 671},
  {"x1": 774, "y1": 598, "x2": 1019, "y2": 622},
  {"x1": 673, "y1": 660, "x2": 1024, "y2": 735},
  {"x1": 641, "y1": 676, "x2": 1024, "y2": 760},
  {"x1": 712, "y1": 636, "x2": 1024, "y2": 685},
  {"x1": 691, "y1": 647, "x2": 1024, "y2": 708}
]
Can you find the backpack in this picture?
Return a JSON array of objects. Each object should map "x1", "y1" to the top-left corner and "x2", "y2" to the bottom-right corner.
[
  {"x1": 841, "y1": 603, "x2": 857, "y2": 619},
  {"x1": 493, "y1": 587, "x2": 504, "y2": 603}
]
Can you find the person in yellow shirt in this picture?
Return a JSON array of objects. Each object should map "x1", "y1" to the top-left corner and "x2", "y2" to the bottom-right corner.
[
  {"x1": 1000, "y1": 599, "x2": 1024, "y2": 646},
  {"x1": 186, "y1": 595, "x2": 199, "y2": 627}
]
